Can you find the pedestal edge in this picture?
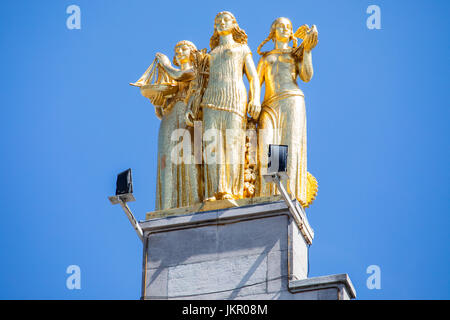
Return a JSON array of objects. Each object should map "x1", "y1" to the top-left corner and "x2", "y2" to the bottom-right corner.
[{"x1": 288, "y1": 273, "x2": 356, "y2": 299}]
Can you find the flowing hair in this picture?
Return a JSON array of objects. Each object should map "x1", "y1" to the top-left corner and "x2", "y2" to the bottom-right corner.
[
  {"x1": 209, "y1": 11, "x2": 248, "y2": 50},
  {"x1": 257, "y1": 17, "x2": 298, "y2": 55}
]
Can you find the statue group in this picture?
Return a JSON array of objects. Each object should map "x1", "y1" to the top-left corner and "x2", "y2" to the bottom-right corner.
[{"x1": 131, "y1": 12, "x2": 319, "y2": 212}]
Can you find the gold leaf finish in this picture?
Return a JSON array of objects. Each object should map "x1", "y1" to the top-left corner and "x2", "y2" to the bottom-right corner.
[{"x1": 131, "y1": 13, "x2": 320, "y2": 213}]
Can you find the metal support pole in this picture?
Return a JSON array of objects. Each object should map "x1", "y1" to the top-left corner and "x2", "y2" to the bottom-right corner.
[
  {"x1": 118, "y1": 199, "x2": 144, "y2": 242},
  {"x1": 109, "y1": 194, "x2": 144, "y2": 242},
  {"x1": 264, "y1": 173, "x2": 313, "y2": 245},
  {"x1": 272, "y1": 174, "x2": 301, "y2": 217}
]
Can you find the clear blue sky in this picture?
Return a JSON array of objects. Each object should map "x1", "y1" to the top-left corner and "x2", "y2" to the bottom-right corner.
[{"x1": 0, "y1": 0, "x2": 448, "y2": 299}]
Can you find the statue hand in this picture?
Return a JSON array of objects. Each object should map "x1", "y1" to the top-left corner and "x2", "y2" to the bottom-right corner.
[
  {"x1": 150, "y1": 92, "x2": 165, "y2": 106},
  {"x1": 303, "y1": 25, "x2": 318, "y2": 52},
  {"x1": 248, "y1": 100, "x2": 261, "y2": 120},
  {"x1": 155, "y1": 52, "x2": 171, "y2": 67},
  {"x1": 185, "y1": 110, "x2": 195, "y2": 127}
]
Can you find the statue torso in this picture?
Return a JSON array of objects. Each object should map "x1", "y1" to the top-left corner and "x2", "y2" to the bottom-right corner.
[
  {"x1": 262, "y1": 50, "x2": 303, "y2": 103},
  {"x1": 201, "y1": 43, "x2": 251, "y2": 117}
]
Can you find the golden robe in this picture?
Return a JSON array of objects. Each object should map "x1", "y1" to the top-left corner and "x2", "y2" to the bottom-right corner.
[
  {"x1": 155, "y1": 82, "x2": 202, "y2": 210},
  {"x1": 201, "y1": 43, "x2": 252, "y2": 199},
  {"x1": 257, "y1": 49, "x2": 310, "y2": 205}
]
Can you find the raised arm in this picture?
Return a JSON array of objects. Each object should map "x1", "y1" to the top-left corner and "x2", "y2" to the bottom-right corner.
[
  {"x1": 244, "y1": 53, "x2": 261, "y2": 120},
  {"x1": 295, "y1": 24, "x2": 318, "y2": 83},
  {"x1": 299, "y1": 50, "x2": 314, "y2": 83},
  {"x1": 155, "y1": 53, "x2": 195, "y2": 82}
]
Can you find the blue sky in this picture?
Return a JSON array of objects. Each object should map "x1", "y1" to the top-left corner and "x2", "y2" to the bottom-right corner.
[{"x1": 0, "y1": 0, "x2": 448, "y2": 299}]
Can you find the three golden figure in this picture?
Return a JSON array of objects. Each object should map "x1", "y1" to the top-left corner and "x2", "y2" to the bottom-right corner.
[{"x1": 131, "y1": 12, "x2": 319, "y2": 211}]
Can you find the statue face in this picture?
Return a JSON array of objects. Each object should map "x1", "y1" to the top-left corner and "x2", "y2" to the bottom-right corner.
[
  {"x1": 175, "y1": 44, "x2": 191, "y2": 65},
  {"x1": 274, "y1": 18, "x2": 292, "y2": 43},
  {"x1": 215, "y1": 13, "x2": 234, "y2": 35}
]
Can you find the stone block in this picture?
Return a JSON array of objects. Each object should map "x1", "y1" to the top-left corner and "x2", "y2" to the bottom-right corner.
[
  {"x1": 146, "y1": 225, "x2": 218, "y2": 269},
  {"x1": 144, "y1": 267, "x2": 168, "y2": 299},
  {"x1": 167, "y1": 254, "x2": 268, "y2": 299},
  {"x1": 140, "y1": 200, "x2": 355, "y2": 300}
]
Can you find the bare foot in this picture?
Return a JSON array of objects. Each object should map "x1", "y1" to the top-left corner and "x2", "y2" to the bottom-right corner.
[{"x1": 222, "y1": 193, "x2": 234, "y2": 200}]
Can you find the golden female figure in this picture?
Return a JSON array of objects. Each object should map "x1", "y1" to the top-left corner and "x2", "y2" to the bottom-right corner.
[
  {"x1": 198, "y1": 11, "x2": 260, "y2": 201},
  {"x1": 134, "y1": 41, "x2": 203, "y2": 210},
  {"x1": 256, "y1": 17, "x2": 318, "y2": 207}
]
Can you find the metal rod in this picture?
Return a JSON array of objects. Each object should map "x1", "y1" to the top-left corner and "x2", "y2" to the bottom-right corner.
[
  {"x1": 272, "y1": 174, "x2": 312, "y2": 245},
  {"x1": 118, "y1": 199, "x2": 144, "y2": 242},
  {"x1": 273, "y1": 174, "x2": 300, "y2": 217}
]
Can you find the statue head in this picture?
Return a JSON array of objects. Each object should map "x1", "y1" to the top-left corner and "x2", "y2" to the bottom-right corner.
[
  {"x1": 172, "y1": 40, "x2": 198, "y2": 67},
  {"x1": 273, "y1": 17, "x2": 294, "y2": 43},
  {"x1": 257, "y1": 17, "x2": 298, "y2": 55},
  {"x1": 210, "y1": 11, "x2": 248, "y2": 50}
]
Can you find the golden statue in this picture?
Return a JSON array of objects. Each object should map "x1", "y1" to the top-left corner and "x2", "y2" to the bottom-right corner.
[
  {"x1": 131, "y1": 40, "x2": 204, "y2": 210},
  {"x1": 131, "y1": 13, "x2": 321, "y2": 216},
  {"x1": 256, "y1": 17, "x2": 318, "y2": 207},
  {"x1": 192, "y1": 11, "x2": 261, "y2": 201}
]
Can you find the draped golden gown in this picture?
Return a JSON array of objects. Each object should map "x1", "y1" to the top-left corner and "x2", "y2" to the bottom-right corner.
[
  {"x1": 257, "y1": 48, "x2": 312, "y2": 206},
  {"x1": 155, "y1": 81, "x2": 202, "y2": 210},
  {"x1": 201, "y1": 43, "x2": 252, "y2": 200}
]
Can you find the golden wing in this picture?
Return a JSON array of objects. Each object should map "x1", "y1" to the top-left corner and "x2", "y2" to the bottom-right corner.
[
  {"x1": 294, "y1": 24, "x2": 310, "y2": 40},
  {"x1": 293, "y1": 24, "x2": 319, "y2": 61}
]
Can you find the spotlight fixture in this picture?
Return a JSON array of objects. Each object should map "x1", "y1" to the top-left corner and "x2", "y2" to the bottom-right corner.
[
  {"x1": 108, "y1": 168, "x2": 143, "y2": 242},
  {"x1": 116, "y1": 168, "x2": 133, "y2": 195},
  {"x1": 267, "y1": 144, "x2": 288, "y2": 178},
  {"x1": 263, "y1": 145, "x2": 309, "y2": 241}
]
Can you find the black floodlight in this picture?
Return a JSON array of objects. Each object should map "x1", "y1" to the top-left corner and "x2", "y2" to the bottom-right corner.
[
  {"x1": 268, "y1": 144, "x2": 288, "y2": 174},
  {"x1": 109, "y1": 168, "x2": 135, "y2": 204},
  {"x1": 116, "y1": 168, "x2": 133, "y2": 195},
  {"x1": 108, "y1": 168, "x2": 141, "y2": 241},
  {"x1": 263, "y1": 144, "x2": 307, "y2": 228}
]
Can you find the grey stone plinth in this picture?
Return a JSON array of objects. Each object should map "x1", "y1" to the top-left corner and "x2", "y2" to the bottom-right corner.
[
  {"x1": 139, "y1": 200, "x2": 355, "y2": 300},
  {"x1": 289, "y1": 274, "x2": 356, "y2": 300}
]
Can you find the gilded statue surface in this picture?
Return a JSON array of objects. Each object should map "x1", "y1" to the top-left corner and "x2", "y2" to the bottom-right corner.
[
  {"x1": 256, "y1": 17, "x2": 318, "y2": 207},
  {"x1": 199, "y1": 11, "x2": 260, "y2": 201},
  {"x1": 131, "y1": 41, "x2": 204, "y2": 210},
  {"x1": 131, "y1": 12, "x2": 318, "y2": 212}
]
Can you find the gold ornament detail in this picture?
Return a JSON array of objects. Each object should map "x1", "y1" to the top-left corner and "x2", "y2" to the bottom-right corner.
[
  {"x1": 244, "y1": 119, "x2": 257, "y2": 198},
  {"x1": 302, "y1": 172, "x2": 318, "y2": 208}
]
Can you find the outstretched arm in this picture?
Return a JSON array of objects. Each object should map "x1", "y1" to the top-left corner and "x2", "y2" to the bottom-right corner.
[
  {"x1": 244, "y1": 53, "x2": 261, "y2": 119},
  {"x1": 155, "y1": 53, "x2": 195, "y2": 82}
]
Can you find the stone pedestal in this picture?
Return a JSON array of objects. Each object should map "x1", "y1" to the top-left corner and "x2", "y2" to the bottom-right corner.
[{"x1": 139, "y1": 199, "x2": 356, "y2": 300}]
